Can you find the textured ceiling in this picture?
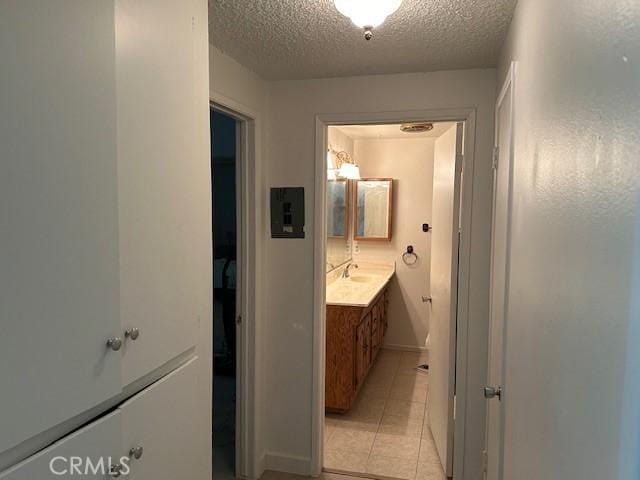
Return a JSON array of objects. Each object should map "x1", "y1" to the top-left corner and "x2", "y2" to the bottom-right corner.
[
  {"x1": 334, "y1": 122, "x2": 455, "y2": 140},
  {"x1": 209, "y1": 0, "x2": 517, "y2": 80}
]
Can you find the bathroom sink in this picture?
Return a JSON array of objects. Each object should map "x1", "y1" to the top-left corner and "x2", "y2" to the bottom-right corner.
[{"x1": 347, "y1": 275, "x2": 378, "y2": 283}]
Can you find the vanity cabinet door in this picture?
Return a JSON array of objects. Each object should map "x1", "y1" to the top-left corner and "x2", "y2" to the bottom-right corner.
[
  {"x1": 0, "y1": 412, "x2": 122, "y2": 480},
  {"x1": 355, "y1": 317, "x2": 369, "y2": 390},
  {"x1": 119, "y1": 358, "x2": 203, "y2": 480},
  {"x1": 371, "y1": 303, "x2": 381, "y2": 358}
]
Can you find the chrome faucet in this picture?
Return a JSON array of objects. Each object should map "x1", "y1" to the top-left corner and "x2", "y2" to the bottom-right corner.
[{"x1": 341, "y1": 263, "x2": 359, "y2": 278}]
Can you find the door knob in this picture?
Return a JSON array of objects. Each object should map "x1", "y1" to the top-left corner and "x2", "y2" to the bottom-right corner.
[
  {"x1": 109, "y1": 464, "x2": 123, "y2": 477},
  {"x1": 129, "y1": 445, "x2": 144, "y2": 460},
  {"x1": 125, "y1": 327, "x2": 140, "y2": 340},
  {"x1": 484, "y1": 386, "x2": 502, "y2": 400},
  {"x1": 106, "y1": 337, "x2": 123, "y2": 351}
]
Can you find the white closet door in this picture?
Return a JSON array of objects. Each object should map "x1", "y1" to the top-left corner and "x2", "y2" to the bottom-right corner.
[
  {"x1": 120, "y1": 358, "x2": 202, "y2": 480},
  {"x1": 0, "y1": 412, "x2": 122, "y2": 480},
  {"x1": 116, "y1": 0, "x2": 201, "y2": 386},
  {"x1": 0, "y1": 0, "x2": 121, "y2": 454}
]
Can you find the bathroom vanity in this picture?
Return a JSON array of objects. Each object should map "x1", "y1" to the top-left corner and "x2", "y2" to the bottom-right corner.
[{"x1": 325, "y1": 262, "x2": 395, "y2": 412}]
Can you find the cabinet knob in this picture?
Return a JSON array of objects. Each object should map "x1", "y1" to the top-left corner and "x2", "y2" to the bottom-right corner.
[
  {"x1": 129, "y1": 445, "x2": 144, "y2": 460},
  {"x1": 106, "y1": 337, "x2": 122, "y2": 351},
  {"x1": 109, "y1": 464, "x2": 123, "y2": 477},
  {"x1": 125, "y1": 327, "x2": 140, "y2": 341}
]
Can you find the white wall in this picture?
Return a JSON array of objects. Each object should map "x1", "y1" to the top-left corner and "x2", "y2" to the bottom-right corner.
[
  {"x1": 264, "y1": 69, "x2": 496, "y2": 476},
  {"x1": 497, "y1": 1, "x2": 640, "y2": 479},
  {"x1": 209, "y1": 45, "x2": 268, "y2": 479},
  {"x1": 353, "y1": 137, "x2": 435, "y2": 350}
]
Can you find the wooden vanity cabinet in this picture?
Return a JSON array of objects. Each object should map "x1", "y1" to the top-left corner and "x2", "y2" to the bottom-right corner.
[{"x1": 326, "y1": 286, "x2": 389, "y2": 412}]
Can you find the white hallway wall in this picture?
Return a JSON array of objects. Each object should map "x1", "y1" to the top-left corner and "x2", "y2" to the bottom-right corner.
[
  {"x1": 498, "y1": 1, "x2": 640, "y2": 479},
  {"x1": 264, "y1": 70, "x2": 496, "y2": 476},
  {"x1": 353, "y1": 136, "x2": 435, "y2": 350}
]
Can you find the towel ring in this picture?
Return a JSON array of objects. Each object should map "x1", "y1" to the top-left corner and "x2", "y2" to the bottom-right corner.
[{"x1": 402, "y1": 245, "x2": 418, "y2": 265}]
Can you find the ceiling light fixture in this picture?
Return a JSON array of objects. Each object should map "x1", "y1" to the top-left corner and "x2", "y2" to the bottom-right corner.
[{"x1": 334, "y1": 0, "x2": 402, "y2": 40}]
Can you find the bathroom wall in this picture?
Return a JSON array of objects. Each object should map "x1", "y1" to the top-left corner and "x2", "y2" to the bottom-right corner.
[
  {"x1": 497, "y1": 1, "x2": 640, "y2": 479},
  {"x1": 353, "y1": 136, "x2": 436, "y2": 350},
  {"x1": 326, "y1": 127, "x2": 354, "y2": 270},
  {"x1": 264, "y1": 69, "x2": 496, "y2": 476}
]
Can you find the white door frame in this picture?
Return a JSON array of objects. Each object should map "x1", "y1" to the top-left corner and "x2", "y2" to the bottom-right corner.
[
  {"x1": 312, "y1": 108, "x2": 477, "y2": 478},
  {"x1": 210, "y1": 93, "x2": 259, "y2": 480}
]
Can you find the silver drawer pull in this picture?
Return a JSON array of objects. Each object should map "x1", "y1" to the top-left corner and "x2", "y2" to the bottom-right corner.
[
  {"x1": 106, "y1": 337, "x2": 122, "y2": 351},
  {"x1": 129, "y1": 445, "x2": 144, "y2": 460},
  {"x1": 125, "y1": 327, "x2": 140, "y2": 340}
]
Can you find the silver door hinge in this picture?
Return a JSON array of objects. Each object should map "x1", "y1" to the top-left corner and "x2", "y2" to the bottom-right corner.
[
  {"x1": 482, "y1": 449, "x2": 488, "y2": 473},
  {"x1": 236, "y1": 315, "x2": 242, "y2": 325},
  {"x1": 453, "y1": 395, "x2": 457, "y2": 420},
  {"x1": 492, "y1": 146, "x2": 499, "y2": 170}
]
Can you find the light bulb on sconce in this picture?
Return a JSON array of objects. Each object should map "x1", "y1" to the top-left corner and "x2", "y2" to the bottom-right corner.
[
  {"x1": 327, "y1": 145, "x2": 360, "y2": 180},
  {"x1": 334, "y1": 0, "x2": 403, "y2": 40}
]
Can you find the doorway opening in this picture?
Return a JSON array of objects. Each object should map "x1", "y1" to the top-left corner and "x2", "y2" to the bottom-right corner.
[
  {"x1": 313, "y1": 110, "x2": 477, "y2": 480},
  {"x1": 211, "y1": 108, "x2": 239, "y2": 480}
]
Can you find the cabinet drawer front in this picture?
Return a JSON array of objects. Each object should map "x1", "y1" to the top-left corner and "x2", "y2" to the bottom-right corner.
[
  {"x1": 119, "y1": 358, "x2": 202, "y2": 480},
  {"x1": 0, "y1": 412, "x2": 122, "y2": 480}
]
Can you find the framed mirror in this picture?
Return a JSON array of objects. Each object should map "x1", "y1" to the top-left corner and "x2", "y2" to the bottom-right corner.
[
  {"x1": 354, "y1": 178, "x2": 393, "y2": 241},
  {"x1": 327, "y1": 179, "x2": 349, "y2": 238}
]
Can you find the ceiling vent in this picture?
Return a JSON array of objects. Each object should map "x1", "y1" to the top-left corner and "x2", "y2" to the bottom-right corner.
[{"x1": 400, "y1": 122, "x2": 434, "y2": 133}]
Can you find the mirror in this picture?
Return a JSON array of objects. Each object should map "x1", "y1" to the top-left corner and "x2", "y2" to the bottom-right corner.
[
  {"x1": 354, "y1": 178, "x2": 393, "y2": 240},
  {"x1": 327, "y1": 179, "x2": 351, "y2": 270},
  {"x1": 327, "y1": 180, "x2": 348, "y2": 238}
]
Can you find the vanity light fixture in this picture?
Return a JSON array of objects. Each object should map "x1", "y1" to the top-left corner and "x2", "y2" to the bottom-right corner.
[
  {"x1": 334, "y1": 0, "x2": 403, "y2": 40},
  {"x1": 327, "y1": 145, "x2": 361, "y2": 180}
]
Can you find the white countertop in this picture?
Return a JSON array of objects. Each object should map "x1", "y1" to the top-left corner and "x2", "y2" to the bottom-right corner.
[{"x1": 326, "y1": 261, "x2": 395, "y2": 307}]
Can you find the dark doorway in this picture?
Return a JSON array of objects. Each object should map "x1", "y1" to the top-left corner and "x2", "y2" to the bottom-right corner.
[{"x1": 211, "y1": 108, "x2": 237, "y2": 480}]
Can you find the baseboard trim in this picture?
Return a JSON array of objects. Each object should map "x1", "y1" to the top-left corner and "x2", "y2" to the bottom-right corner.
[
  {"x1": 383, "y1": 344, "x2": 429, "y2": 353},
  {"x1": 264, "y1": 452, "x2": 311, "y2": 476}
]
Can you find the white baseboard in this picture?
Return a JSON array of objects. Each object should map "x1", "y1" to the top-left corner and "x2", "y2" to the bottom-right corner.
[
  {"x1": 383, "y1": 343, "x2": 429, "y2": 353},
  {"x1": 263, "y1": 452, "x2": 311, "y2": 476}
]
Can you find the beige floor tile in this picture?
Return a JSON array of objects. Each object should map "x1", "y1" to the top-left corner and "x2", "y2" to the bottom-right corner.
[
  {"x1": 326, "y1": 428, "x2": 377, "y2": 454},
  {"x1": 383, "y1": 399, "x2": 426, "y2": 421},
  {"x1": 366, "y1": 454, "x2": 418, "y2": 480},
  {"x1": 415, "y1": 461, "x2": 445, "y2": 480},
  {"x1": 359, "y1": 381, "x2": 392, "y2": 400},
  {"x1": 347, "y1": 396, "x2": 387, "y2": 422},
  {"x1": 378, "y1": 414, "x2": 424, "y2": 438},
  {"x1": 371, "y1": 433, "x2": 421, "y2": 460},
  {"x1": 393, "y1": 371, "x2": 429, "y2": 389},
  {"x1": 262, "y1": 471, "x2": 364, "y2": 480},
  {"x1": 324, "y1": 450, "x2": 369, "y2": 473},
  {"x1": 418, "y1": 436, "x2": 441, "y2": 465},
  {"x1": 389, "y1": 381, "x2": 428, "y2": 403},
  {"x1": 332, "y1": 418, "x2": 380, "y2": 433}
]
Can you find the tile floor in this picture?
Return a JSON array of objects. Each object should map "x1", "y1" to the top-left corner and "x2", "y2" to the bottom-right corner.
[{"x1": 324, "y1": 349, "x2": 446, "y2": 480}]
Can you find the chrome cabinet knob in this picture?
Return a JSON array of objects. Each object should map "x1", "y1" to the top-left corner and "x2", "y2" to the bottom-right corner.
[
  {"x1": 129, "y1": 445, "x2": 144, "y2": 460},
  {"x1": 106, "y1": 337, "x2": 123, "y2": 351},
  {"x1": 125, "y1": 327, "x2": 140, "y2": 340},
  {"x1": 484, "y1": 386, "x2": 502, "y2": 400},
  {"x1": 109, "y1": 464, "x2": 123, "y2": 477}
]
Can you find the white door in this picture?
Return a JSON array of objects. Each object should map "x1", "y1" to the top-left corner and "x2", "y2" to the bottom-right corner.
[
  {"x1": 0, "y1": 0, "x2": 122, "y2": 454},
  {"x1": 428, "y1": 123, "x2": 464, "y2": 477},
  {"x1": 120, "y1": 358, "x2": 203, "y2": 480},
  {"x1": 0, "y1": 412, "x2": 122, "y2": 479},
  {"x1": 116, "y1": 0, "x2": 200, "y2": 385},
  {"x1": 485, "y1": 65, "x2": 515, "y2": 480}
]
